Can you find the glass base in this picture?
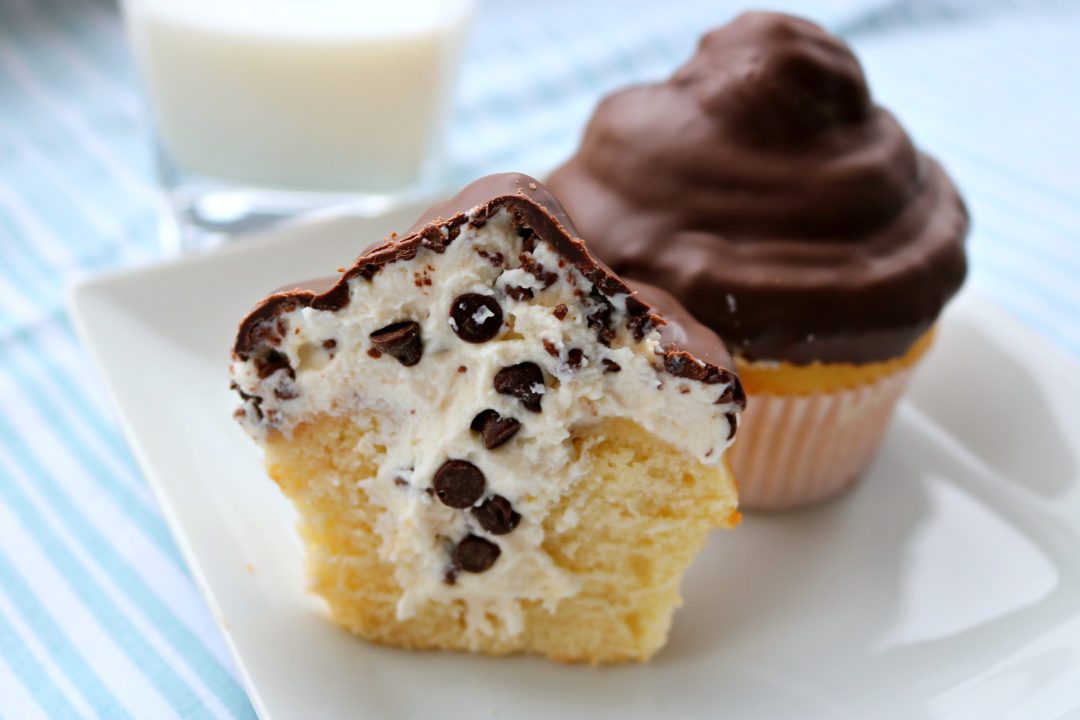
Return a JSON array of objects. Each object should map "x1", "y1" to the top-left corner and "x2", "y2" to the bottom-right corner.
[{"x1": 159, "y1": 179, "x2": 441, "y2": 256}]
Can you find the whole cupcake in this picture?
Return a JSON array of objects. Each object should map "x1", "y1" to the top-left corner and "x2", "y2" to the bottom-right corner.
[{"x1": 548, "y1": 12, "x2": 968, "y2": 510}]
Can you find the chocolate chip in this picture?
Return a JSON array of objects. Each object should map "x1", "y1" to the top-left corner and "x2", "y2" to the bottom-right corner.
[
  {"x1": 566, "y1": 348, "x2": 584, "y2": 369},
  {"x1": 369, "y1": 321, "x2": 423, "y2": 366},
  {"x1": 472, "y1": 496, "x2": 520, "y2": 535},
  {"x1": 553, "y1": 304, "x2": 568, "y2": 320},
  {"x1": 455, "y1": 535, "x2": 500, "y2": 573},
  {"x1": 470, "y1": 410, "x2": 521, "y2": 449},
  {"x1": 433, "y1": 460, "x2": 486, "y2": 508},
  {"x1": 493, "y1": 362, "x2": 545, "y2": 412},
  {"x1": 450, "y1": 294, "x2": 503, "y2": 343},
  {"x1": 602, "y1": 359, "x2": 621, "y2": 373}
]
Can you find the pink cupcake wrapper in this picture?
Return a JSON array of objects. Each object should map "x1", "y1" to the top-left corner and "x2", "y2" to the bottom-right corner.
[{"x1": 730, "y1": 367, "x2": 916, "y2": 511}]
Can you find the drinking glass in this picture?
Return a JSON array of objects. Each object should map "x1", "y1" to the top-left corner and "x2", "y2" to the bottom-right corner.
[{"x1": 122, "y1": 0, "x2": 475, "y2": 253}]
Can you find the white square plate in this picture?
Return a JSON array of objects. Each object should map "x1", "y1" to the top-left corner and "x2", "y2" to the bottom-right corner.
[{"x1": 70, "y1": 208, "x2": 1080, "y2": 720}]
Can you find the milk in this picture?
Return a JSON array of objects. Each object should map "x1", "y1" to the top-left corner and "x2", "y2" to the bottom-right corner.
[{"x1": 125, "y1": 0, "x2": 472, "y2": 193}]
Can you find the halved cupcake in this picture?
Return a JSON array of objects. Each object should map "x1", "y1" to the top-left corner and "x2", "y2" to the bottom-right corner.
[{"x1": 229, "y1": 174, "x2": 744, "y2": 662}]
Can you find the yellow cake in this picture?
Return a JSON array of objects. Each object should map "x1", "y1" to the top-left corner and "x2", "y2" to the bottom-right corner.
[{"x1": 229, "y1": 174, "x2": 744, "y2": 663}]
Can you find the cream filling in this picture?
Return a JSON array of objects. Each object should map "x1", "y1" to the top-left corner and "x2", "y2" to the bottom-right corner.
[{"x1": 230, "y1": 209, "x2": 740, "y2": 640}]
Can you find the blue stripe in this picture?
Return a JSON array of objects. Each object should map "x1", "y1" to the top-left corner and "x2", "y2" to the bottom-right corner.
[
  {"x1": 0, "y1": 610, "x2": 82, "y2": 720},
  {"x1": 0, "y1": 424, "x2": 252, "y2": 718},
  {"x1": 0, "y1": 546, "x2": 131, "y2": 719},
  {"x1": 0, "y1": 329, "x2": 185, "y2": 571},
  {"x1": 0, "y1": 451, "x2": 212, "y2": 718}
]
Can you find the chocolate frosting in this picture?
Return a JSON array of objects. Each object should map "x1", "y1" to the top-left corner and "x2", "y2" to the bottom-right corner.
[
  {"x1": 234, "y1": 173, "x2": 742, "y2": 398},
  {"x1": 547, "y1": 11, "x2": 969, "y2": 364}
]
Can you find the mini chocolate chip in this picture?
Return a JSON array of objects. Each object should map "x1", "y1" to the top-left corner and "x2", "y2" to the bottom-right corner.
[
  {"x1": 455, "y1": 535, "x2": 500, "y2": 573},
  {"x1": 274, "y1": 385, "x2": 298, "y2": 400},
  {"x1": 470, "y1": 410, "x2": 522, "y2": 449},
  {"x1": 602, "y1": 359, "x2": 621, "y2": 373},
  {"x1": 472, "y1": 496, "x2": 521, "y2": 535},
  {"x1": 369, "y1": 321, "x2": 423, "y2": 366},
  {"x1": 725, "y1": 412, "x2": 738, "y2": 441},
  {"x1": 444, "y1": 567, "x2": 459, "y2": 585},
  {"x1": 553, "y1": 304, "x2": 568, "y2": 320},
  {"x1": 566, "y1": 348, "x2": 584, "y2": 369},
  {"x1": 457, "y1": 365, "x2": 468, "y2": 373},
  {"x1": 256, "y1": 350, "x2": 293, "y2": 379},
  {"x1": 587, "y1": 299, "x2": 615, "y2": 346},
  {"x1": 450, "y1": 294, "x2": 503, "y2": 343},
  {"x1": 433, "y1": 460, "x2": 486, "y2": 508},
  {"x1": 367, "y1": 348, "x2": 382, "y2": 358},
  {"x1": 322, "y1": 339, "x2": 337, "y2": 350},
  {"x1": 493, "y1": 362, "x2": 545, "y2": 412},
  {"x1": 717, "y1": 381, "x2": 748, "y2": 409}
]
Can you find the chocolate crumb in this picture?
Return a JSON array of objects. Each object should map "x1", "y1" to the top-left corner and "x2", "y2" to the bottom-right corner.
[
  {"x1": 394, "y1": 477, "x2": 409, "y2": 488},
  {"x1": 369, "y1": 321, "x2": 423, "y2": 366},
  {"x1": 470, "y1": 410, "x2": 522, "y2": 449},
  {"x1": 322, "y1": 339, "x2": 337, "y2": 350},
  {"x1": 444, "y1": 567, "x2": 458, "y2": 585},
  {"x1": 457, "y1": 365, "x2": 467, "y2": 373},
  {"x1": 679, "y1": 386, "x2": 690, "y2": 395},
  {"x1": 493, "y1": 362, "x2": 545, "y2": 412},
  {"x1": 553, "y1": 304, "x2": 568, "y2": 320},
  {"x1": 505, "y1": 285, "x2": 534, "y2": 301},
  {"x1": 433, "y1": 460, "x2": 486, "y2": 508},
  {"x1": 450, "y1": 294, "x2": 503, "y2": 343},
  {"x1": 367, "y1": 348, "x2": 382, "y2": 359},
  {"x1": 472, "y1": 496, "x2": 521, "y2": 535},
  {"x1": 520, "y1": 254, "x2": 557, "y2": 289},
  {"x1": 725, "y1": 412, "x2": 738, "y2": 441},
  {"x1": 566, "y1": 348, "x2": 584, "y2": 369},
  {"x1": 455, "y1": 535, "x2": 501, "y2": 573},
  {"x1": 543, "y1": 340, "x2": 558, "y2": 357},
  {"x1": 476, "y1": 249, "x2": 505, "y2": 268},
  {"x1": 602, "y1": 359, "x2": 621, "y2": 373}
]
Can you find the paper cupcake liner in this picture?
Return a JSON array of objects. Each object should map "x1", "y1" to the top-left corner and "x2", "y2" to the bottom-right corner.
[{"x1": 729, "y1": 366, "x2": 916, "y2": 511}]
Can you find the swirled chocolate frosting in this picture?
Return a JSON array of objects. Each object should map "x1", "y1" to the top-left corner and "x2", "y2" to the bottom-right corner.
[{"x1": 547, "y1": 12, "x2": 968, "y2": 364}]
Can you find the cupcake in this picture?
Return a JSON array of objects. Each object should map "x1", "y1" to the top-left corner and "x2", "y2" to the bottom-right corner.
[
  {"x1": 229, "y1": 174, "x2": 744, "y2": 663},
  {"x1": 547, "y1": 12, "x2": 968, "y2": 510}
]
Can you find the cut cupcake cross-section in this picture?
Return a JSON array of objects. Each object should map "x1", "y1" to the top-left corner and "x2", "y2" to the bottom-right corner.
[{"x1": 229, "y1": 173, "x2": 744, "y2": 663}]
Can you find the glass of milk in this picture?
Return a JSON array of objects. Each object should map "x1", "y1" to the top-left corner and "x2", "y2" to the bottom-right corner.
[{"x1": 122, "y1": 0, "x2": 475, "y2": 252}]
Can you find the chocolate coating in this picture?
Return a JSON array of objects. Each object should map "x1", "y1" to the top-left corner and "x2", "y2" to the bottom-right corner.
[
  {"x1": 547, "y1": 12, "x2": 968, "y2": 364},
  {"x1": 234, "y1": 173, "x2": 741, "y2": 397}
]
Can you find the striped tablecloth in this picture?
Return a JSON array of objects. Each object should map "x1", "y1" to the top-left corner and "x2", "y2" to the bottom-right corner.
[{"x1": 2, "y1": 0, "x2": 1078, "y2": 717}]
